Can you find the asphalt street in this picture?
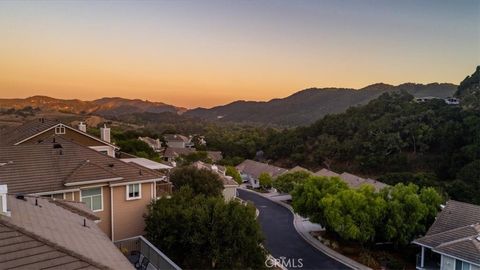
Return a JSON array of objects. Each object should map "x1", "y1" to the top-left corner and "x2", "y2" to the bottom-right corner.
[{"x1": 238, "y1": 189, "x2": 350, "y2": 270}]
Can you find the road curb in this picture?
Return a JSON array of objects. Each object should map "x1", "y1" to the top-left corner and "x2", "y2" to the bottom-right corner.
[{"x1": 239, "y1": 188, "x2": 371, "y2": 270}]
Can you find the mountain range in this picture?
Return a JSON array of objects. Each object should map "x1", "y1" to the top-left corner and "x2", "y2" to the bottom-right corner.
[
  {"x1": 0, "y1": 82, "x2": 457, "y2": 126},
  {"x1": 0, "y1": 96, "x2": 185, "y2": 117},
  {"x1": 185, "y1": 83, "x2": 457, "y2": 125}
]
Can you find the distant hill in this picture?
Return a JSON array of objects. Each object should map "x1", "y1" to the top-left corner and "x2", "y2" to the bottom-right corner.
[
  {"x1": 185, "y1": 83, "x2": 457, "y2": 126},
  {"x1": 455, "y1": 65, "x2": 479, "y2": 111},
  {"x1": 0, "y1": 96, "x2": 186, "y2": 116}
]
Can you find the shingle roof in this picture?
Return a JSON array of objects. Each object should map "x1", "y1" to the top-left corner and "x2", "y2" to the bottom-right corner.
[
  {"x1": 0, "y1": 195, "x2": 134, "y2": 270},
  {"x1": 413, "y1": 200, "x2": 480, "y2": 266},
  {"x1": 236, "y1": 159, "x2": 288, "y2": 179},
  {"x1": 0, "y1": 137, "x2": 164, "y2": 194},
  {"x1": 0, "y1": 118, "x2": 60, "y2": 146}
]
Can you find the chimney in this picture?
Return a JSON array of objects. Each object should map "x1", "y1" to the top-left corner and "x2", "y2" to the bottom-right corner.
[
  {"x1": 211, "y1": 164, "x2": 218, "y2": 172},
  {"x1": 78, "y1": 122, "x2": 87, "y2": 132},
  {"x1": 0, "y1": 185, "x2": 10, "y2": 217},
  {"x1": 100, "y1": 124, "x2": 111, "y2": 143}
]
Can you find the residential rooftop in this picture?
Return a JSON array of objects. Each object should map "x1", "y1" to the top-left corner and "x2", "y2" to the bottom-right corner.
[
  {"x1": 0, "y1": 194, "x2": 134, "y2": 269},
  {"x1": 414, "y1": 200, "x2": 480, "y2": 266}
]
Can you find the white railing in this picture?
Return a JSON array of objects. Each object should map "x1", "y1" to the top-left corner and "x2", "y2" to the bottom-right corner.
[{"x1": 115, "y1": 236, "x2": 181, "y2": 270}]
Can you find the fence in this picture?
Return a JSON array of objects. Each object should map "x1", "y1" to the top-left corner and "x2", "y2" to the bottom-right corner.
[{"x1": 115, "y1": 236, "x2": 181, "y2": 270}]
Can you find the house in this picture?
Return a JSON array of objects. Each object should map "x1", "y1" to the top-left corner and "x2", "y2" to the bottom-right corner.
[
  {"x1": 444, "y1": 97, "x2": 460, "y2": 105},
  {"x1": 163, "y1": 147, "x2": 223, "y2": 164},
  {"x1": 0, "y1": 136, "x2": 172, "y2": 241},
  {"x1": 0, "y1": 118, "x2": 118, "y2": 157},
  {"x1": 164, "y1": 134, "x2": 194, "y2": 148},
  {"x1": 138, "y1": 136, "x2": 163, "y2": 152},
  {"x1": 236, "y1": 159, "x2": 288, "y2": 188},
  {"x1": 0, "y1": 189, "x2": 134, "y2": 269},
  {"x1": 163, "y1": 147, "x2": 196, "y2": 163},
  {"x1": 413, "y1": 200, "x2": 480, "y2": 270},
  {"x1": 314, "y1": 168, "x2": 340, "y2": 177},
  {"x1": 192, "y1": 161, "x2": 239, "y2": 201},
  {"x1": 314, "y1": 169, "x2": 388, "y2": 191},
  {"x1": 289, "y1": 166, "x2": 313, "y2": 174}
]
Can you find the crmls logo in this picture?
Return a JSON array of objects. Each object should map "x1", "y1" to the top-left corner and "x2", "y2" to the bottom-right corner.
[{"x1": 265, "y1": 256, "x2": 304, "y2": 268}]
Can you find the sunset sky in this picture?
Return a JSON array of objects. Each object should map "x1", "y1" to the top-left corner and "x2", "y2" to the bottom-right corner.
[{"x1": 0, "y1": 1, "x2": 478, "y2": 108}]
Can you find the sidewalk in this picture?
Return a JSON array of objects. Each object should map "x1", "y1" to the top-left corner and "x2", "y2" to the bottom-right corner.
[{"x1": 241, "y1": 188, "x2": 371, "y2": 270}]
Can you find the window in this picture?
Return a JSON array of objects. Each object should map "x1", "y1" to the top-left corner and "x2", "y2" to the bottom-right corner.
[
  {"x1": 127, "y1": 184, "x2": 141, "y2": 200},
  {"x1": 81, "y1": 187, "x2": 103, "y2": 211},
  {"x1": 55, "y1": 125, "x2": 66, "y2": 134},
  {"x1": 456, "y1": 260, "x2": 471, "y2": 270},
  {"x1": 99, "y1": 150, "x2": 109, "y2": 155}
]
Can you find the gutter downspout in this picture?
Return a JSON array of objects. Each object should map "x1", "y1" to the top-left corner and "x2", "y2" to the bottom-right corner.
[{"x1": 110, "y1": 187, "x2": 114, "y2": 241}]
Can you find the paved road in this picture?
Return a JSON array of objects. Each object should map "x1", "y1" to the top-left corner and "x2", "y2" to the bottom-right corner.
[{"x1": 238, "y1": 189, "x2": 350, "y2": 270}]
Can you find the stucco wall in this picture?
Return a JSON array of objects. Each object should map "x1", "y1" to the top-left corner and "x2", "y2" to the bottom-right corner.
[{"x1": 112, "y1": 183, "x2": 154, "y2": 241}]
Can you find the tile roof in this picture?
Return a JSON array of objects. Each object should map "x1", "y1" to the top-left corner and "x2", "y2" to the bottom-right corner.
[
  {"x1": 314, "y1": 168, "x2": 339, "y2": 177},
  {"x1": 0, "y1": 195, "x2": 134, "y2": 270},
  {"x1": 236, "y1": 159, "x2": 288, "y2": 179},
  {"x1": 413, "y1": 200, "x2": 480, "y2": 266},
  {"x1": 289, "y1": 166, "x2": 312, "y2": 174},
  {"x1": 339, "y1": 173, "x2": 388, "y2": 191},
  {"x1": 164, "y1": 134, "x2": 190, "y2": 143},
  {"x1": 206, "y1": 151, "x2": 223, "y2": 162},
  {"x1": 0, "y1": 137, "x2": 164, "y2": 194},
  {"x1": 0, "y1": 118, "x2": 60, "y2": 146},
  {"x1": 427, "y1": 200, "x2": 480, "y2": 235},
  {"x1": 163, "y1": 147, "x2": 196, "y2": 159},
  {"x1": 192, "y1": 161, "x2": 238, "y2": 187}
]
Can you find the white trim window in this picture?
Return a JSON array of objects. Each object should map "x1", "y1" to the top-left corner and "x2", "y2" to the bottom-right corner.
[
  {"x1": 81, "y1": 187, "x2": 103, "y2": 212},
  {"x1": 127, "y1": 183, "x2": 141, "y2": 200},
  {"x1": 55, "y1": 125, "x2": 66, "y2": 134}
]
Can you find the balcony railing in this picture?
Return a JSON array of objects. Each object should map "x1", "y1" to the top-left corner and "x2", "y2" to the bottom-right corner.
[{"x1": 115, "y1": 236, "x2": 181, "y2": 270}]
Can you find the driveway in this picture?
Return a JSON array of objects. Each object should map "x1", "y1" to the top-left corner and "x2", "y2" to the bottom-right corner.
[{"x1": 238, "y1": 189, "x2": 350, "y2": 270}]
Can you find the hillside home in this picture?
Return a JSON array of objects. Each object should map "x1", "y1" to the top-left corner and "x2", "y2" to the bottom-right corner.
[
  {"x1": 236, "y1": 159, "x2": 288, "y2": 188},
  {"x1": 163, "y1": 147, "x2": 223, "y2": 164},
  {"x1": 164, "y1": 134, "x2": 194, "y2": 148},
  {"x1": 314, "y1": 169, "x2": 388, "y2": 191},
  {"x1": 0, "y1": 137, "x2": 172, "y2": 242},
  {"x1": 138, "y1": 136, "x2": 163, "y2": 152},
  {"x1": 192, "y1": 161, "x2": 239, "y2": 201},
  {"x1": 413, "y1": 200, "x2": 480, "y2": 270},
  {"x1": 0, "y1": 190, "x2": 134, "y2": 269},
  {"x1": 0, "y1": 118, "x2": 118, "y2": 157}
]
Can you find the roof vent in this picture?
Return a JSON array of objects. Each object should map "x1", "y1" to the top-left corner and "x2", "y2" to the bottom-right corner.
[
  {"x1": 53, "y1": 143, "x2": 63, "y2": 149},
  {"x1": 139, "y1": 170, "x2": 143, "y2": 175},
  {"x1": 476, "y1": 235, "x2": 480, "y2": 242},
  {"x1": 108, "y1": 164, "x2": 114, "y2": 168},
  {"x1": 15, "y1": 194, "x2": 26, "y2": 201}
]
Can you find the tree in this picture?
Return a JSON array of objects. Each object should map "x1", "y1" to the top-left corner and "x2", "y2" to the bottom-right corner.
[
  {"x1": 258, "y1": 172, "x2": 273, "y2": 189},
  {"x1": 178, "y1": 151, "x2": 212, "y2": 166},
  {"x1": 320, "y1": 185, "x2": 387, "y2": 243},
  {"x1": 225, "y1": 166, "x2": 242, "y2": 184},
  {"x1": 145, "y1": 188, "x2": 266, "y2": 269},
  {"x1": 273, "y1": 171, "x2": 311, "y2": 193},
  {"x1": 169, "y1": 166, "x2": 224, "y2": 197},
  {"x1": 379, "y1": 183, "x2": 442, "y2": 246},
  {"x1": 291, "y1": 176, "x2": 348, "y2": 226}
]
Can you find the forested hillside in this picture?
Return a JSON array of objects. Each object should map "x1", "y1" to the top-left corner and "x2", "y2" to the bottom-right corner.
[
  {"x1": 264, "y1": 87, "x2": 479, "y2": 204},
  {"x1": 186, "y1": 83, "x2": 457, "y2": 126}
]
